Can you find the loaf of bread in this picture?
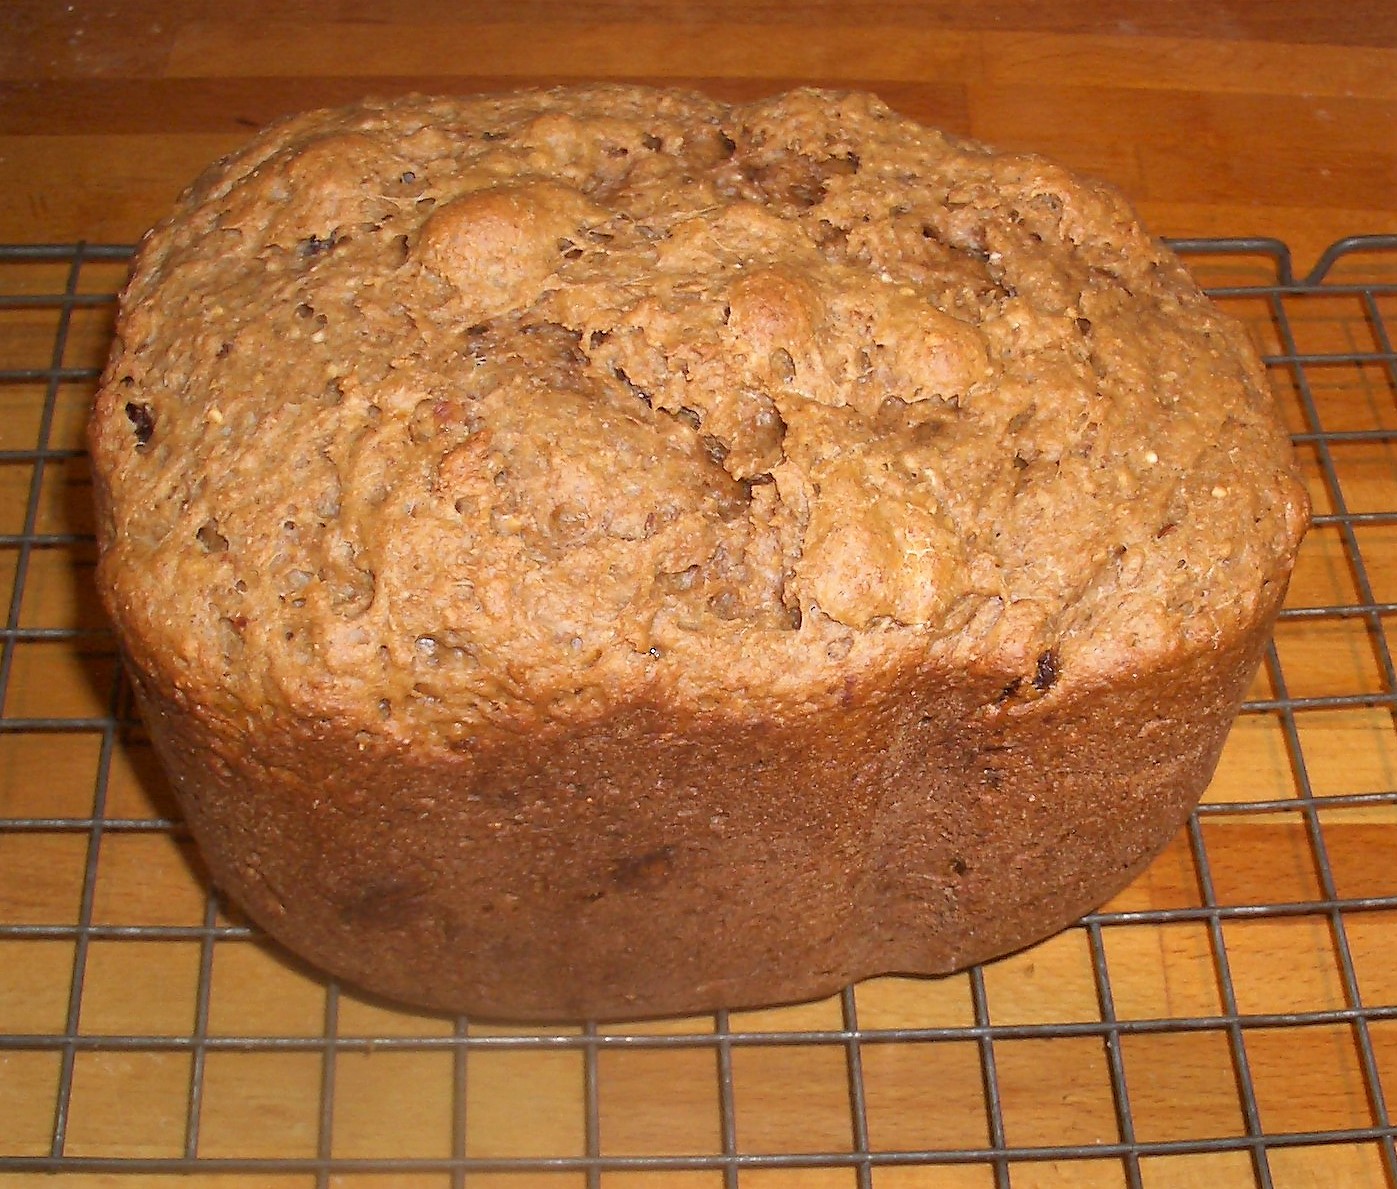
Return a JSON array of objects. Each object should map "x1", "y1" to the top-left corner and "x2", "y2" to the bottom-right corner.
[{"x1": 90, "y1": 86, "x2": 1308, "y2": 1019}]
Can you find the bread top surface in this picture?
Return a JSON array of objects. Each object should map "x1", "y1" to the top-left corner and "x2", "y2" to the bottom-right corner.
[{"x1": 90, "y1": 86, "x2": 1308, "y2": 743}]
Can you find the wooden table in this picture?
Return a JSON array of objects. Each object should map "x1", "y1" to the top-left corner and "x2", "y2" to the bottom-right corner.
[{"x1": 1, "y1": 4, "x2": 1395, "y2": 1186}]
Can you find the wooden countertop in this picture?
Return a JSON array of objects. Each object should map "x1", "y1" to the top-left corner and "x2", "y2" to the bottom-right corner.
[
  {"x1": 1, "y1": 4, "x2": 1396, "y2": 1186},
  {"x1": 2, "y1": 1, "x2": 1395, "y2": 270}
]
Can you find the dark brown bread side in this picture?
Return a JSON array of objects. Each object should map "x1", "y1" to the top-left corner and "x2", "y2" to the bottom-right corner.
[
  {"x1": 90, "y1": 86, "x2": 1309, "y2": 1019},
  {"x1": 128, "y1": 596, "x2": 1274, "y2": 1019}
]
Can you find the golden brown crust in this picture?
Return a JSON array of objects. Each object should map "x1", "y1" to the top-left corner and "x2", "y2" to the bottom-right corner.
[{"x1": 90, "y1": 86, "x2": 1308, "y2": 1019}]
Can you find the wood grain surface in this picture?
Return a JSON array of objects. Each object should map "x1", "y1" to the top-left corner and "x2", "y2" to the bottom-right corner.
[
  {"x1": 2, "y1": 0, "x2": 1395, "y2": 268},
  {"x1": 1, "y1": 3, "x2": 1395, "y2": 1187}
]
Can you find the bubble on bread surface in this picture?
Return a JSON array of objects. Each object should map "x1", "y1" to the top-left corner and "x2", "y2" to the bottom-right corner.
[
  {"x1": 416, "y1": 182, "x2": 606, "y2": 322},
  {"x1": 207, "y1": 132, "x2": 412, "y2": 253},
  {"x1": 798, "y1": 465, "x2": 968, "y2": 629}
]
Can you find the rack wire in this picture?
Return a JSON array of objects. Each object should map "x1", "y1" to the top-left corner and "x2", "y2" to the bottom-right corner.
[{"x1": 1, "y1": 236, "x2": 1396, "y2": 1188}]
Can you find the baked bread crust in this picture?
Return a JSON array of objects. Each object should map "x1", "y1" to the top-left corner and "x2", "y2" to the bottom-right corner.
[{"x1": 90, "y1": 86, "x2": 1308, "y2": 1019}]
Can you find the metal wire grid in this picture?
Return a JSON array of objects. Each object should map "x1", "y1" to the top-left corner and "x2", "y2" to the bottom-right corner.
[{"x1": 0, "y1": 236, "x2": 1395, "y2": 1186}]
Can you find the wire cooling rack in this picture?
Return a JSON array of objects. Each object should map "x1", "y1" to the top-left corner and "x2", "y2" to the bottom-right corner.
[{"x1": 2, "y1": 236, "x2": 1397, "y2": 1188}]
